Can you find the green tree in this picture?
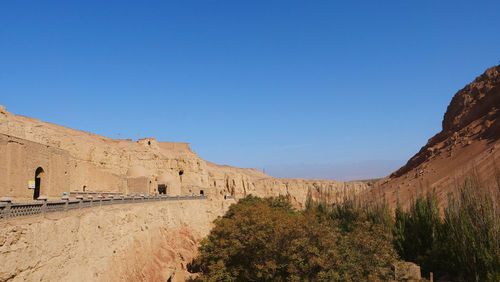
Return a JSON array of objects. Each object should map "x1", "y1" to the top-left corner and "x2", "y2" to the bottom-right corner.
[{"x1": 190, "y1": 196, "x2": 398, "y2": 281}]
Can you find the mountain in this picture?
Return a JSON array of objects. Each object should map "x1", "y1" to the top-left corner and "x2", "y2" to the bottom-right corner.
[{"x1": 374, "y1": 65, "x2": 500, "y2": 207}]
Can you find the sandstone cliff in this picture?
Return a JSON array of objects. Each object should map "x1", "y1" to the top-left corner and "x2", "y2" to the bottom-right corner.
[{"x1": 0, "y1": 104, "x2": 368, "y2": 207}]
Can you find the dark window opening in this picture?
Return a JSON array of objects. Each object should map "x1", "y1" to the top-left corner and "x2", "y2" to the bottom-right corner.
[
  {"x1": 179, "y1": 170, "x2": 184, "y2": 176},
  {"x1": 158, "y1": 184, "x2": 167, "y2": 194},
  {"x1": 148, "y1": 141, "x2": 151, "y2": 145},
  {"x1": 34, "y1": 167, "x2": 44, "y2": 200},
  {"x1": 83, "y1": 185, "x2": 86, "y2": 192},
  {"x1": 200, "y1": 190, "x2": 204, "y2": 195}
]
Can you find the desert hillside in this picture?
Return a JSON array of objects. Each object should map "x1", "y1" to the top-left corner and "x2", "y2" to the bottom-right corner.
[{"x1": 373, "y1": 65, "x2": 500, "y2": 207}]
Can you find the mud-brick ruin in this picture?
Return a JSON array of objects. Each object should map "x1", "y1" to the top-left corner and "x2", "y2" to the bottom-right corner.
[
  {"x1": 0, "y1": 133, "x2": 198, "y2": 199},
  {"x1": 0, "y1": 104, "x2": 222, "y2": 199}
]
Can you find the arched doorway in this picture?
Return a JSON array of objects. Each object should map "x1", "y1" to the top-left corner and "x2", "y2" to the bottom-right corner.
[{"x1": 34, "y1": 167, "x2": 44, "y2": 200}]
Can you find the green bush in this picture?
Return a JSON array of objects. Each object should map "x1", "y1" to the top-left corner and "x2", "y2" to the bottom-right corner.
[
  {"x1": 392, "y1": 192, "x2": 443, "y2": 275},
  {"x1": 392, "y1": 179, "x2": 500, "y2": 281},
  {"x1": 189, "y1": 196, "x2": 398, "y2": 281}
]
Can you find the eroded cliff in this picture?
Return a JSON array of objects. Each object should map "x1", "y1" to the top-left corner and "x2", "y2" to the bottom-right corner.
[
  {"x1": 0, "y1": 104, "x2": 368, "y2": 207},
  {"x1": 0, "y1": 199, "x2": 234, "y2": 282}
]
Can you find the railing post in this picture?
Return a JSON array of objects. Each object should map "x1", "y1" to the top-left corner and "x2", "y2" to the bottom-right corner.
[
  {"x1": 62, "y1": 195, "x2": 70, "y2": 211},
  {"x1": 0, "y1": 197, "x2": 12, "y2": 219},
  {"x1": 37, "y1": 196, "x2": 48, "y2": 214},
  {"x1": 109, "y1": 195, "x2": 114, "y2": 205},
  {"x1": 88, "y1": 195, "x2": 94, "y2": 207},
  {"x1": 98, "y1": 195, "x2": 103, "y2": 206},
  {"x1": 76, "y1": 195, "x2": 83, "y2": 209}
]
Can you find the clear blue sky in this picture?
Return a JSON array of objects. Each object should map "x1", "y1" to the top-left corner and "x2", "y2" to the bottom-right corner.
[{"x1": 1, "y1": 1, "x2": 499, "y2": 180}]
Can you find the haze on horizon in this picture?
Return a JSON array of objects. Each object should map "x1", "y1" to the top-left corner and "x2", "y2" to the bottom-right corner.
[{"x1": 1, "y1": 1, "x2": 499, "y2": 181}]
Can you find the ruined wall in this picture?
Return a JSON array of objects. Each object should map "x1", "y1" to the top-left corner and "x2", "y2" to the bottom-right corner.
[
  {"x1": 69, "y1": 159, "x2": 126, "y2": 194},
  {"x1": 0, "y1": 133, "x2": 128, "y2": 199},
  {"x1": 0, "y1": 134, "x2": 70, "y2": 199},
  {"x1": 126, "y1": 177, "x2": 150, "y2": 194}
]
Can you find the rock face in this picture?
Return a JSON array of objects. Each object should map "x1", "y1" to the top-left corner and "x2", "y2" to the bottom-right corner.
[
  {"x1": 392, "y1": 262, "x2": 421, "y2": 281},
  {"x1": 376, "y1": 65, "x2": 500, "y2": 207},
  {"x1": 393, "y1": 65, "x2": 500, "y2": 178},
  {"x1": 0, "y1": 199, "x2": 234, "y2": 282},
  {"x1": 0, "y1": 105, "x2": 368, "y2": 206}
]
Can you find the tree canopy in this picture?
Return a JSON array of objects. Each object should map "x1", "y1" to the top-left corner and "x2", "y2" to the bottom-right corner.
[{"x1": 189, "y1": 196, "x2": 397, "y2": 281}]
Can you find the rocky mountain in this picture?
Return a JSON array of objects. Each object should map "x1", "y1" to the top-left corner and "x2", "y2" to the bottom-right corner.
[{"x1": 375, "y1": 65, "x2": 500, "y2": 207}]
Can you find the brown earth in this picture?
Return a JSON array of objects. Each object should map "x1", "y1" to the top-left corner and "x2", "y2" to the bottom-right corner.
[{"x1": 372, "y1": 65, "x2": 500, "y2": 208}]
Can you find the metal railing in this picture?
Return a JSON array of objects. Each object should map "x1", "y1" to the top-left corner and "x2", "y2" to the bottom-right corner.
[{"x1": 0, "y1": 195, "x2": 208, "y2": 220}]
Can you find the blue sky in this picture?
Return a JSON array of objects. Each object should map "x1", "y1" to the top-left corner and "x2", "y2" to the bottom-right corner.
[{"x1": 1, "y1": 1, "x2": 499, "y2": 180}]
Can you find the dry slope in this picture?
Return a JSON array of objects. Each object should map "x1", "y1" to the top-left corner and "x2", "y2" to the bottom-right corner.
[{"x1": 374, "y1": 65, "x2": 500, "y2": 207}]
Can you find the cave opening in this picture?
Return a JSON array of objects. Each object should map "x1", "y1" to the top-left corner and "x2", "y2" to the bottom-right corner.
[{"x1": 158, "y1": 184, "x2": 167, "y2": 194}]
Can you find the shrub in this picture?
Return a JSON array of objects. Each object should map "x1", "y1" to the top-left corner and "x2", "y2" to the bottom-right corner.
[
  {"x1": 393, "y1": 178, "x2": 500, "y2": 281},
  {"x1": 392, "y1": 192, "x2": 443, "y2": 276},
  {"x1": 442, "y1": 179, "x2": 500, "y2": 281}
]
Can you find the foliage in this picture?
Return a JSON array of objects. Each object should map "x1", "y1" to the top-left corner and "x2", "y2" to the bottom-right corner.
[
  {"x1": 393, "y1": 180, "x2": 500, "y2": 281},
  {"x1": 189, "y1": 196, "x2": 398, "y2": 281},
  {"x1": 392, "y1": 192, "x2": 443, "y2": 275},
  {"x1": 190, "y1": 175, "x2": 500, "y2": 281},
  {"x1": 441, "y1": 180, "x2": 500, "y2": 281}
]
